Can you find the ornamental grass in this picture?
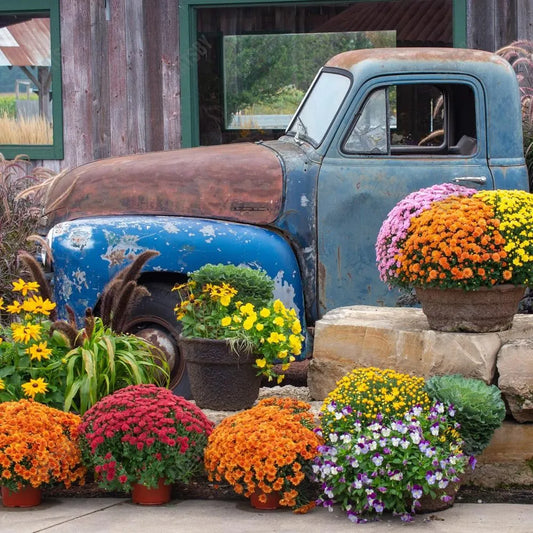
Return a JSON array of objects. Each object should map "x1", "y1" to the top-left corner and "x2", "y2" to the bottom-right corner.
[
  {"x1": 78, "y1": 384, "x2": 213, "y2": 492},
  {"x1": 204, "y1": 397, "x2": 322, "y2": 513},
  {"x1": 0, "y1": 399, "x2": 86, "y2": 491},
  {"x1": 377, "y1": 185, "x2": 533, "y2": 290}
]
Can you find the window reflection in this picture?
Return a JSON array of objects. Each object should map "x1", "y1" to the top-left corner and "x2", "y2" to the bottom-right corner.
[{"x1": 0, "y1": 15, "x2": 52, "y2": 145}]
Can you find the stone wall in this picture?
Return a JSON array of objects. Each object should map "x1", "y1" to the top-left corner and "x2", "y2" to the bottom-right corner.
[{"x1": 308, "y1": 306, "x2": 533, "y2": 423}]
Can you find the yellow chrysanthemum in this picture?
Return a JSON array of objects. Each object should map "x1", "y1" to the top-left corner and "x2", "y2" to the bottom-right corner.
[
  {"x1": 12, "y1": 278, "x2": 40, "y2": 296},
  {"x1": 259, "y1": 308, "x2": 270, "y2": 318},
  {"x1": 21, "y1": 378, "x2": 48, "y2": 398}
]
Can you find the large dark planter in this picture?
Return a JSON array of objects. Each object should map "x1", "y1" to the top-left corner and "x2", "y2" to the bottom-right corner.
[
  {"x1": 415, "y1": 285, "x2": 526, "y2": 333},
  {"x1": 178, "y1": 336, "x2": 261, "y2": 410}
]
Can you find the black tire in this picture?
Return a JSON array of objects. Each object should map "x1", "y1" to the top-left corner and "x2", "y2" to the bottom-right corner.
[{"x1": 122, "y1": 280, "x2": 191, "y2": 398}]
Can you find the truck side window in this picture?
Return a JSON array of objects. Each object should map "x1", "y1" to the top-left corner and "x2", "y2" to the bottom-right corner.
[
  {"x1": 343, "y1": 89, "x2": 387, "y2": 154},
  {"x1": 344, "y1": 83, "x2": 477, "y2": 156}
]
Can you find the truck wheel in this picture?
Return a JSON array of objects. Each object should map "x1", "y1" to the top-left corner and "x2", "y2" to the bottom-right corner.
[{"x1": 122, "y1": 280, "x2": 191, "y2": 398}]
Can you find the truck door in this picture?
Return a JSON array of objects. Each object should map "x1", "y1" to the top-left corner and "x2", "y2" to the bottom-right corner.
[{"x1": 317, "y1": 76, "x2": 493, "y2": 313}]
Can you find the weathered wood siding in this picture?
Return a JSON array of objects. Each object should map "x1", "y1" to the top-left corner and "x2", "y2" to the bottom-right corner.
[
  {"x1": 39, "y1": 0, "x2": 533, "y2": 171},
  {"x1": 467, "y1": 0, "x2": 533, "y2": 51},
  {"x1": 45, "y1": 0, "x2": 180, "y2": 171}
]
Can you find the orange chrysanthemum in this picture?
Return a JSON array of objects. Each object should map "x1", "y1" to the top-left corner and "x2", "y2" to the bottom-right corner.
[{"x1": 204, "y1": 398, "x2": 321, "y2": 512}]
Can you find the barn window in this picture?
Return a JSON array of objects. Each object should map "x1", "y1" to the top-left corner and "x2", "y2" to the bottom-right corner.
[
  {"x1": 0, "y1": 0, "x2": 63, "y2": 159},
  {"x1": 179, "y1": 0, "x2": 466, "y2": 148}
]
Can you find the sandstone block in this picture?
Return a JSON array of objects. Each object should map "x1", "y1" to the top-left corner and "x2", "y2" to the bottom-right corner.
[
  {"x1": 309, "y1": 305, "x2": 501, "y2": 401},
  {"x1": 497, "y1": 340, "x2": 533, "y2": 422}
]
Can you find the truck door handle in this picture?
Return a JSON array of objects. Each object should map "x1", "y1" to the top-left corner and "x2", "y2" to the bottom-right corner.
[{"x1": 452, "y1": 176, "x2": 487, "y2": 185}]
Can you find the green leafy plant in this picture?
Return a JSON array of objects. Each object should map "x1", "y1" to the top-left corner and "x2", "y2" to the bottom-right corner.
[
  {"x1": 424, "y1": 374, "x2": 506, "y2": 455},
  {"x1": 57, "y1": 311, "x2": 169, "y2": 414},
  {"x1": 188, "y1": 263, "x2": 274, "y2": 309},
  {"x1": 174, "y1": 265, "x2": 304, "y2": 382},
  {"x1": 79, "y1": 384, "x2": 213, "y2": 492}
]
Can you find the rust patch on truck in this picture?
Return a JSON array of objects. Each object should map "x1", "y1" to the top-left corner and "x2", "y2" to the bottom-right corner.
[{"x1": 43, "y1": 143, "x2": 283, "y2": 227}]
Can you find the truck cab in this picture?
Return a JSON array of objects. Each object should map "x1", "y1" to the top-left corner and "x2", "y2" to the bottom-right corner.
[{"x1": 42, "y1": 48, "x2": 528, "y2": 393}]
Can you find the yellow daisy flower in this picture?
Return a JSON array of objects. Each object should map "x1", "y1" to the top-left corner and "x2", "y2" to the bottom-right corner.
[
  {"x1": 26, "y1": 342, "x2": 53, "y2": 361},
  {"x1": 12, "y1": 278, "x2": 40, "y2": 296},
  {"x1": 11, "y1": 322, "x2": 42, "y2": 344},
  {"x1": 21, "y1": 377, "x2": 48, "y2": 398}
]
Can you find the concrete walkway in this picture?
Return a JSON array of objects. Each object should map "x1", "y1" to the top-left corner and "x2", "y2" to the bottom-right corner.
[{"x1": 1, "y1": 498, "x2": 532, "y2": 533}]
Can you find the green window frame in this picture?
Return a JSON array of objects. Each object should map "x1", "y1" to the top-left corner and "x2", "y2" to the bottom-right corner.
[
  {"x1": 0, "y1": 0, "x2": 63, "y2": 159},
  {"x1": 179, "y1": 0, "x2": 467, "y2": 148}
]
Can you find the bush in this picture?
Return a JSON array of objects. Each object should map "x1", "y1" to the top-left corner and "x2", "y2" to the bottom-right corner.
[
  {"x1": 424, "y1": 374, "x2": 506, "y2": 455},
  {"x1": 189, "y1": 263, "x2": 274, "y2": 309}
]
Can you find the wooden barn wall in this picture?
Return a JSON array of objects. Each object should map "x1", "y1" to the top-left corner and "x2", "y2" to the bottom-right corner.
[
  {"x1": 38, "y1": 0, "x2": 533, "y2": 170},
  {"x1": 44, "y1": 0, "x2": 180, "y2": 171},
  {"x1": 467, "y1": 0, "x2": 533, "y2": 51}
]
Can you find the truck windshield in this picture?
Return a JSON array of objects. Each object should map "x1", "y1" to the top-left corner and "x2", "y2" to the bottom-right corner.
[{"x1": 287, "y1": 71, "x2": 351, "y2": 147}]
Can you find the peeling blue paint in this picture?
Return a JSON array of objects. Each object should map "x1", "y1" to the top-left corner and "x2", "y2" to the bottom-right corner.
[{"x1": 49, "y1": 215, "x2": 307, "y2": 355}]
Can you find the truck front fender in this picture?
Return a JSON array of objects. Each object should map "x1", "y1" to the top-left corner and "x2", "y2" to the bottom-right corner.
[{"x1": 48, "y1": 215, "x2": 305, "y2": 329}]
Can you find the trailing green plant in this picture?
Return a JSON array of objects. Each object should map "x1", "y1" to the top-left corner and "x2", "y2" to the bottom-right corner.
[
  {"x1": 188, "y1": 263, "x2": 274, "y2": 309},
  {"x1": 424, "y1": 374, "x2": 506, "y2": 456},
  {"x1": 0, "y1": 154, "x2": 55, "y2": 325}
]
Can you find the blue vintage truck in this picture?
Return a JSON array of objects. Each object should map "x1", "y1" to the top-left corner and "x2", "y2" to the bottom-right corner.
[{"x1": 41, "y1": 48, "x2": 528, "y2": 393}]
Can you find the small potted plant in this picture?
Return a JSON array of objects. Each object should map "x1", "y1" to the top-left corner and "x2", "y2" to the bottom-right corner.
[
  {"x1": 0, "y1": 399, "x2": 86, "y2": 507},
  {"x1": 78, "y1": 384, "x2": 214, "y2": 505},
  {"x1": 376, "y1": 184, "x2": 533, "y2": 331},
  {"x1": 204, "y1": 397, "x2": 321, "y2": 513},
  {"x1": 175, "y1": 264, "x2": 305, "y2": 410},
  {"x1": 424, "y1": 374, "x2": 506, "y2": 456},
  {"x1": 314, "y1": 367, "x2": 473, "y2": 522}
]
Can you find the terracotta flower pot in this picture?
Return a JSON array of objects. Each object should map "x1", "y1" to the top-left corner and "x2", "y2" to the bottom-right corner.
[
  {"x1": 178, "y1": 336, "x2": 261, "y2": 410},
  {"x1": 131, "y1": 478, "x2": 171, "y2": 505},
  {"x1": 1, "y1": 485, "x2": 42, "y2": 508},
  {"x1": 415, "y1": 284, "x2": 526, "y2": 332},
  {"x1": 249, "y1": 489, "x2": 282, "y2": 510}
]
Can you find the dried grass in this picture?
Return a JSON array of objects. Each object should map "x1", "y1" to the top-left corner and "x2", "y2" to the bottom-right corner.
[{"x1": 0, "y1": 113, "x2": 53, "y2": 144}]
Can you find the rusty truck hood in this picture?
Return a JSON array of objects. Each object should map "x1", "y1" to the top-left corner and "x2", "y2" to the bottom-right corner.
[{"x1": 43, "y1": 143, "x2": 283, "y2": 227}]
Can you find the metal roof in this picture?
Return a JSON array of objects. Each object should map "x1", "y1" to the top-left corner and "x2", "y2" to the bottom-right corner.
[
  {"x1": 0, "y1": 18, "x2": 50, "y2": 67},
  {"x1": 315, "y1": 0, "x2": 452, "y2": 46}
]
